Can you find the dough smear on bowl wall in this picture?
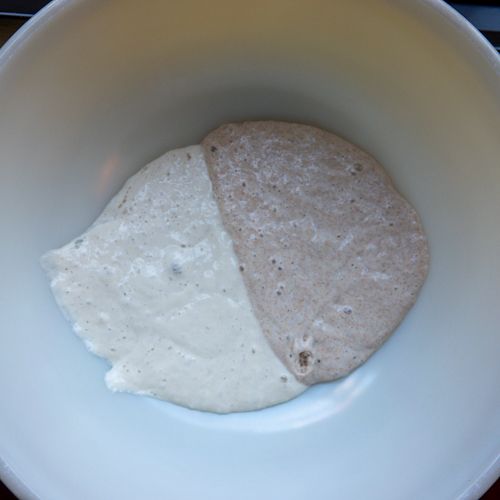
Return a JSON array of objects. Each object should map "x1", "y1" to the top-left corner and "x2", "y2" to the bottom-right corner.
[{"x1": 41, "y1": 121, "x2": 429, "y2": 412}]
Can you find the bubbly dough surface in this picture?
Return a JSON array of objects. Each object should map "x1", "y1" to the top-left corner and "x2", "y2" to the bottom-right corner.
[
  {"x1": 42, "y1": 145, "x2": 305, "y2": 413},
  {"x1": 202, "y1": 122, "x2": 429, "y2": 385}
]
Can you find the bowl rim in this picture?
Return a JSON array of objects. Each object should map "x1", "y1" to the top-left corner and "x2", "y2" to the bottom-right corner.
[{"x1": 0, "y1": 0, "x2": 498, "y2": 498}]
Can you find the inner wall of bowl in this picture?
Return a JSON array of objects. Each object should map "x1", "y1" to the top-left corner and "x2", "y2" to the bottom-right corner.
[
  {"x1": 1, "y1": 0, "x2": 499, "y2": 243},
  {"x1": 1, "y1": 1, "x2": 499, "y2": 499}
]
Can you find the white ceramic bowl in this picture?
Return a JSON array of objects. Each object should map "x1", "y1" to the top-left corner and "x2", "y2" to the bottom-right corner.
[{"x1": 1, "y1": 1, "x2": 499, "y2": 499}]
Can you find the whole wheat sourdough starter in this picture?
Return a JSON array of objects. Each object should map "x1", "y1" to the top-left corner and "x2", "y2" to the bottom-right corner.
[{"x1": 42, "y1": 121, "x2": 429, "y2": 413}]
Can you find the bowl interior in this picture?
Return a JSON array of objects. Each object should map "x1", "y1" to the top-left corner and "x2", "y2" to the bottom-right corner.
[{"x1": 0, "y1": 1, "x2": 499, "y2": 499}]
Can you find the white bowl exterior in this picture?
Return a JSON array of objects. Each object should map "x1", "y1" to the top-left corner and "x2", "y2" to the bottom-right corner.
[{"x1": 0, "y1": 1, "x2": 499, "y2": 499}]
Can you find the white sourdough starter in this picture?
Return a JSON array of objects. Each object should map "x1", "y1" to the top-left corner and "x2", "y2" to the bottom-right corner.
[{"x1": 42, "y1": 146, "x2": 306, "y2": 413}]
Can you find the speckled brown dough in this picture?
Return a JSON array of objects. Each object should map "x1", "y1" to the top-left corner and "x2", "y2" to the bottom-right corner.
[{"x1": 202, "y1": 121, "x2": 429, "y2": 385}]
